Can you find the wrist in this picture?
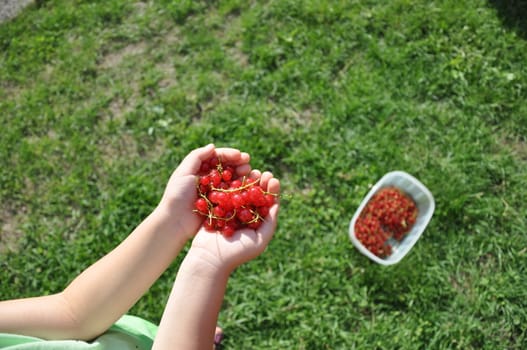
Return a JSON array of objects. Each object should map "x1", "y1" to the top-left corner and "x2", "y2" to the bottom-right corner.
[
  {"x1": 151, "y1": 204, "x2": 193, "y2": 243},
  {"x1": 181, "y1": 247, "x2": 233, "y2": 279}
]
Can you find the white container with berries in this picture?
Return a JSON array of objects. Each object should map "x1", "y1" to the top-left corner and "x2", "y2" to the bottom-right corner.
[{"x1": 349, "y1": 171, "x2": 435, "y2": 266}]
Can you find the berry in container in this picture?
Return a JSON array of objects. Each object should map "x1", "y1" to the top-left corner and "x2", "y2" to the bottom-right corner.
[{"x1": 349, "y1": 171, "x2": 435, "y2": 266}]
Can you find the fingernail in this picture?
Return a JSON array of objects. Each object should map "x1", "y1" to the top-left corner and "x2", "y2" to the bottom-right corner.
[{"x1": 214, "y1": 332, "x2": 224, "y2": 344}]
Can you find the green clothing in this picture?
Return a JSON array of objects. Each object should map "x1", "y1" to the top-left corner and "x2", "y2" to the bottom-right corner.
[{"x1": 0, "y1": 315, "x2": 157, "y2": 349}]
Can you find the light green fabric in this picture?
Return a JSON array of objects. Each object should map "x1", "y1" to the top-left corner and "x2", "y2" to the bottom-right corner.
[{"x1": 0, "y1": 315, "x2": 158, "y2": 350}]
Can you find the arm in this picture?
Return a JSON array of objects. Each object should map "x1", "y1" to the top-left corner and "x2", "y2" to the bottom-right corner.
[
  {"x1": 153, "y1": 171, "x2": 280, "y2": 350},
  {"x1": 0, "y1": 208, "x2": 185, "y2": 340},
  {"x1": 0, "y1": 144, "x2": 251, "y2": 341}
]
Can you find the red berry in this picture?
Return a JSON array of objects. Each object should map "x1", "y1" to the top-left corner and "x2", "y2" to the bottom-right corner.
[
  {"x1": 248, "y1": 186, "x2": 265, "y2": 206},
  {"x1": 222, "y1": 195, "x2": 235, "y2": 212},
  {"x1": 195, "y1": 198, "x2": 209, "y2": 213},
  {"x1": 257, "y1": 206, "x2": 270, "y2": 218},
  {"x1": 237, "y1": 208, "x2": 253, "y2": 223},
  {"x1": 200, "y1": 162, "x2": 211, "y2": 174},
  {"x1": 215, "y1": 192, "x2": 229, "y2": 207},
  {"x1": 199, "y1": 184, "x2": 208, "y2": 193},
  {"x1": 241, "y1": 190, "x2": 250, "y2": 204},
  {"x1": 208, "y1": 191, "x2": 221, "y2": 204},
  {"x1": 354, "y1": 187, "x2": 418, "y2": 258},
  {"x1": 215, "y1": 218, "x2": 226, "y2": 228},
  {"x1": 195, "y1": 154, "x2": 278, "y2": 237},
  {"x1": 248, "y1": 219, "x2": 262, "y2": 229},
  {"x1": 209, "y1": 156, "x2": 219, "y2": 168},
  {"x1": 210, "y1": 170, "x2": 222, "y2": 187},
  {"x1": 221, "y1": 225, "x2": 235, "y2": 237},
  {"x1": 222, "y1": 167, "x2": 233, "y2": 182},
  {"x1": 229, "y1": 179, "x2": 242, "y2": 189},
  {"x1": 213, "y1": 206, "x2": 226, "y2": 218},
  {"x1": 264, "y1": 194, "x2": 275, "y2": 207},
  {"x1": 231, "y1": 193, "x2": 245, "y2": 208},
  {"x1": 200, "y1": 175, "x2": 211, "y2": 186},
  {"x1": 244, "y1": 178, "x2": 257, "y2": 187},
  {"x1": 203, "y1": 219, "x2": 216, "y2": 232}
]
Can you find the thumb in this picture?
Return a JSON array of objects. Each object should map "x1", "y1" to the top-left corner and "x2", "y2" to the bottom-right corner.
[{"x1": 174, "y1": 144, "x2": 215, "y2": 176}]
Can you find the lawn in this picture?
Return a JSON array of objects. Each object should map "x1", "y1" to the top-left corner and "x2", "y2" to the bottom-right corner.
[{"x1": 1, "y1": 0, "x2": 526, "y2": 349}]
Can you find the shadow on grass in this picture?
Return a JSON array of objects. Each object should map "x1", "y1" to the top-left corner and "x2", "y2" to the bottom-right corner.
[{"x1": 488, "y1": 0, "x2": 527, "y2": 38}]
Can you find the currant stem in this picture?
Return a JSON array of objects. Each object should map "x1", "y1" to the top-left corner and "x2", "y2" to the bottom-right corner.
[
  {"x1": 199, "y1": 192, "x2": 213, "y2": 206},
  {"x1": 216, "y1": 156, "x2": 223, "y2": 173},
  {"x1": 247, "y1": 208, "x2": 265, "y2": 224},
  {"x1": 209, "y1": 177, "x2": 261, "y2": 193},
  {"x1": 192, "y1": 208, "x2": 237, "y2": 222}
]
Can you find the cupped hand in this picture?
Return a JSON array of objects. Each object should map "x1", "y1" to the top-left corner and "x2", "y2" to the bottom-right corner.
[
  {"x1": 189, "y1": 170, "x2": 280, "y2": 273},
  {"x1": 158, "y1": 144, "x2": 251, "y2": 239}
]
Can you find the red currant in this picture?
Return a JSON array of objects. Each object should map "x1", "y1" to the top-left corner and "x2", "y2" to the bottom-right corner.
[
  {"x1": 195, "y1": 198, "x2": 209, "y2": 213},
  {"x1": 236, "y1": 208, "x2": 254, "y2": 223},
  {"x1": 231, "y1": 193, "x2": 245, "y2": 208},
  {"x1": 354, "y1": 187, "x2": 418, "y2": 258},
  {"x1": 193, "y1": 155, "x2": 277, "y2": 237}
]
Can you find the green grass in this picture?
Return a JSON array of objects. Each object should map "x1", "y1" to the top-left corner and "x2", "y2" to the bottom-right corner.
[{"x1": 1, "y1": 0, "x2": 527, "y2": 348}]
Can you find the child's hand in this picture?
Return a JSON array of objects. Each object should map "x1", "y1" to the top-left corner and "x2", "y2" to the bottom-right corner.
[
  {"x1": 153, "y1": 170, "x2": 278, "y2": 349},
  {"x1": 188, "y1": 170, "x2": 280, "y2": 272},
  {"x1": 158, "y1": 144, "x2": 251, "y2": 240}
]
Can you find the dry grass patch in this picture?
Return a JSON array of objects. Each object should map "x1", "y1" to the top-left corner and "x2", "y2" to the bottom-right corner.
[
  {"x1": 226, "y1": 41, "x2": 249, "y2": 68},
  {"x1": 508, "y1": 138, "x2": 527, "y2": 161},
  {"x1": 269, "y1": 105, "x2": 318, "y2": 133},
  {"x1": 0, "y1": 207, "x2": 26, "y2": 254},
  {"x1": 106, "y1": 95, "x2": 138, "y2": 122},
  {"x1": 156, "y1": 61, "x2": 177, "y2": 89},
  {"x1": 98, "y1": 41, "x2": 148, "y2": 70}
]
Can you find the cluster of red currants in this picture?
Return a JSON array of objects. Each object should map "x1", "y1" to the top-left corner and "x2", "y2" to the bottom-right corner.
[
  {"x1": 194, "y1": 156, "x2": 276, "y2": 237},
  {"x1": 355, "y1": 187, "x2": 418, "y2": 258}
]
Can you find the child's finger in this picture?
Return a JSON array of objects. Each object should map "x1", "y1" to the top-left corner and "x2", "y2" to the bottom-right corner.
[
  {"x1": 214, "y1": 148, "x2": 250, "y2": 166},
  {"x1": 259, "y1": 171, "x2": 273, "y2": 190},
  {"x1": 266, "y1": 177, "x2": 280, "y2": 197},
  {"x1": 175, "y1": 144, "x2": 215, "y2": 176},
  {"x1": 256, "y1": 202, "x2": 279, "y2": 246},
  {"x1": 235, "y1": 163, "x2": 252, "y2": 177},
  {"x1": 248, "y1": 169, "x2": 261, "y2": 180},
  {"x1": 175, "y1": 145, "x2": 250, "y2": 177}
]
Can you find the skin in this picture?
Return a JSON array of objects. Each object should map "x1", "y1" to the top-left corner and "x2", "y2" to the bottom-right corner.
[
  {"x1": 153, "y1": 170, "x2": 280, "y2": 350},
  {"x1": 0, "y1": 144, "x2": 279, "y2": 350}
]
